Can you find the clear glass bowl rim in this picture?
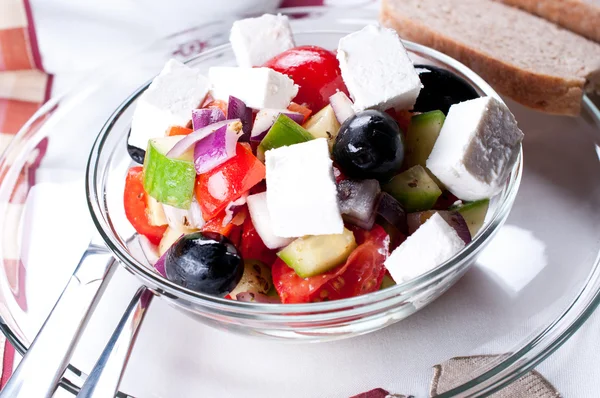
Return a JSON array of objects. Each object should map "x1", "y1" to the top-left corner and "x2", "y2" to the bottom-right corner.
[{"x1": 85, "y1": 33, "x2": 523, "y2": 316}]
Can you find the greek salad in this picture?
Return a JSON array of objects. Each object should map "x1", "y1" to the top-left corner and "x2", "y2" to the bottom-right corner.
[{"x1": 124, "y1": 15, "x2": 523, "y2": 304}]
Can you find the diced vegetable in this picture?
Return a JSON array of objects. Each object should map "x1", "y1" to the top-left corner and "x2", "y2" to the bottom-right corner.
[
  {"x1": 277, "y1": 228, "x2": 357, "y2": 278},
  {"x1": 329, "y1": 91, "x2": 355, "y2": 124},
  {"x1": 257, "y1": 114, "x2": 314, "y2": 157},
  {"x1": 193, "y1": 121, "x2": 243, "y2": 174},
  {"x1": 227, "y1": 96, "x2": 252, "y2": 141},
  {"x1": 144, "y1": 137, "x2": 196, "y2": 209},
  {"x1": 235, "y1": 292, "x2": 280, "y2": 303},
  {"x1": 166, "y1": 119, "x2": 236, "y2": 159},
  {"x1": 250, "y1": 109, "x2": 304, "y2": 141},
  {"x1": 146, "y1": 196, "x2": 168, "y2": 227},
  {"x1": 239, "y1": 213, "x2": 279, "y2": 265},
  {"x1": 201, "y1": 210, "x2": 235, "y2": 236},
  {"x1": 124, "y1": 167, "x2": 168, "y2": 245},
  {"x1": 450, "y1": 199, "x2": 489, "y2": 236},
  {"x1": 404, "y1": 111, "x2": 445, "y2": 169},
  {"x1": 195, "y1": 143, "x2": 265, "y2": 220},
  {"x1": 379, "y1": 274, "x2": 396, "y2": 290},
  {"x1": 304, "y1": 105, "x2": 341, "y2": 150},
  {"x1": 376, "y1": 192, "x2": 408, "y2": 235},
  {"x1": 158, "y1": 226, "x2": 183, "y2": 256},
  {"x1": 383, "y1": 165, "x2": 442, "y2": 212},
  {"x1": 288, "y1": 102, "x2": 312, "y2": 123},
  {"x1": 192, "y1": 108, "x2": 225, "y2": 130},
  {"x1": 204, "y1": 99, "x2": 228, "y2": 116},
  {"x1": 162, "y1": 199, "x2": 205, "y2": 231},
  {"x1": 407, "y1": 210, "x2": 471, "y2": 244},
  {"x1": 337, "y1": 179, "x2": 380, "y2": 230},
  {"x1": 229, "y1": 260, "x2": 273, "y2": 299},
  {"x1": 167, "y1": 126, "x2": 193, "y2": 136}
]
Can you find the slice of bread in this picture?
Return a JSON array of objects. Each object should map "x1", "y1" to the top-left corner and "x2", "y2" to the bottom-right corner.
[
  {"x1": 380, "y1": 0, "x2": 600, "y2": 115},
  {"x1": 496, "y1": 0, "x2": 600, "y2": 43}
]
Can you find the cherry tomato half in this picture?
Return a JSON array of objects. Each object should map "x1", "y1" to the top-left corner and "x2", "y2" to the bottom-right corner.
[
  {"x1": 264, "y1": 46, "x2": 349, "y2": 111},
  {"x1": 272, "y1": 225, "x2": 389, "y2": 303},
  {"x1": 123, "y1": 167, "x2": 167, "y2": 245}
]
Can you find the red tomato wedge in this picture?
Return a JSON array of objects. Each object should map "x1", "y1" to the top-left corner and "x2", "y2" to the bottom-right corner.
[
  {"x1": 123, "y1": 167, "x2": 167, "y2": 245},
  {"x1": 264, "y1": 46, "x2": 348, "y2": 111},
  {"x1": 272, "y1": 225, "x2": 390, "y2": 303},
  {"x1": 239, "y1": 216, "x2": 278, "y2": 266},
  {"x1": 195, "y1": 144, "x2": 265, "y2": 220}
]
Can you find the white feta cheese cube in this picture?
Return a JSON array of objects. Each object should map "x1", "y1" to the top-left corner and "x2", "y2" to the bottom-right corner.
[
  {"x1": 128, "y1": 59, "x2": 210, "y2": 150},
  {"x1": 247, "y1": 192, "x2": 294, "y2": 249},
  {"x1": 209, "y1": 67, "x2": 298, "y2": 109},
  {"x1": 230, "y1": 13, "x2": 295, "y2": 68},
  {"x1": 337, "y1": 24, "x2": 422, "y2": 112},
  {"x1": 265, "y1": 138, "x2": 343, "y2": 238},
  {"x1": 385, "y1": 213, "x2": 465, "y2": 283},
  {"x1": 426, "y1": 96, "x2": 524, "y2": 201}
]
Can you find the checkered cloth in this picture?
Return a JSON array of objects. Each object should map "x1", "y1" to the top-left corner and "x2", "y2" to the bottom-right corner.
[{"x1": 0, "y1": 0, "x2": 52, "y2": 388}]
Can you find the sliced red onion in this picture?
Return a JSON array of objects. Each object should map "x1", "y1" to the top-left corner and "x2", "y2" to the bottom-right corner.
[
  {"x1": 194, "y1": 121, "x2": 243, "y2": 174},
  {"x1": 222, "y1": 194, "x2": 248, "y2": 226},
  {"x1": 228, "y1": 96, "x2": 252, "y2": 142},
  {"x1": 330, "y1": 91, "x2": 355, "y2": 124},
  {"x1": 250, "y1": 109, "x2": 304, "y2": 141},
  {"x1": 407, "y1": 210, "x2": 472, "y2": 244},
  {"x1": 154, "y1": 252, "x2": 167, "y2": 277},
  {"x1": 166, "y1": 119, "x2": 238, "y2": 159},
  {"x1": 163, "y1": 199, "x2": 205, "y2": 230},
  {"x1": 337, "y1": 179, "x2": 380, "y2": 230},
  {"x1": 377, "y1": 192, "x2": 408, "y2": 235},
  {"x1": 235, "y1": 292, "x2": 280, "y2": 303},
  {"x1": 192, "y1": 108, "x2": 225, "y2": 130}
]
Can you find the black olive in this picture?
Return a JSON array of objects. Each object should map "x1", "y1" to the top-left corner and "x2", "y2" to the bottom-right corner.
[
  {"x1": 333, "y1": 110, "x2": 404, "y2": 181},
  {"x1": 127, "y1": 128, "x2": 145, "y2": 164},
  {"x1": 165, "y1": 232, "x2": 243, "y2": 296},
  {"x1": 414, "y1": 65, "x2": 479, "y2": 115}
]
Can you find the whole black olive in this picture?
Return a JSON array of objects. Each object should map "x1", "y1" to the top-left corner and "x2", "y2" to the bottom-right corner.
[
  {"x1": 333, "y1": 110, "x2": 404, "y2": 180},
  {"x1": 414, "y1": 65, "x2": 479, "y2": 115},
  {"x1": 165, "y1": 232, "x2": 243, "y2": 296}
]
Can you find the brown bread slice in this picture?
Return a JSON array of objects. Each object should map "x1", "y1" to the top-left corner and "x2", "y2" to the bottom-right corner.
[
  {"x1": 496, "y1": 0, "x2": 600, "y2": 43},
  {"x1": 380, "y1": 0, "x2": 600, "y2": 115}
]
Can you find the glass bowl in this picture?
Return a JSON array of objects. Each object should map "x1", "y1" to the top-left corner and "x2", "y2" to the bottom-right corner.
[
  {"x1": 1, "y1": 6, "x2": 599, "y2": 397},
  {"x1": 86, "y1": 30, "x2": 522, "y2": 342}
]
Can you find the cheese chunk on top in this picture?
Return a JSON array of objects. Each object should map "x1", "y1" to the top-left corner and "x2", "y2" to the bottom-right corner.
[
  {"x1": 230, "y1": 13, "x2": 295, "y2": 67},
  {"x1": 247, "y1": 192, "x2": 293, "y2": 250},
  {"x1": 426, "y1": 96, "x2": 524, "y2": 201},
  {"x1": 337, "y1": 24, "x2": 422, "y2": 112},
  {"x1": 209, "y1": 67, "x2": 298, "y2": 109},
  {"x1": 128, "y1": 59, "x2": 210, "y2": 150},
  {"x1": 385, "y1": 213, "x2": 465, "y2": 283},
  {"x1": 265, "y1": 138, "x2": 344, "y2": 238}
]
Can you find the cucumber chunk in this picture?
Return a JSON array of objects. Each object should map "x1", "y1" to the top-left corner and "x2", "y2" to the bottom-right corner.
[
  {"x1": 450, "y1": 199, "x2": 490, "y2": 236},
  {"x1": 383, "y1": 165, "x2": 442, "y2": 212},
  {"x1": 379, "y1": 274, "x2": 396, "y2": 290},
  {"x1": 404, "y1": 110, "x2": 445, "y2": 168},
  {"x1": 144, "y1": 137, "x2": 196, "y2": 209},
  {"x1": 258, "y1": 114, "x2": 314, "y2": 155},
  {"x1": 304, "y1": 105, "x2": 341, "y2": 150},
  {"x1": 278, "y1": 228, "x2": 357, "y2": 278},
  {"x1": 229, "y1": 260, "x2": 273, "y2": 299}
]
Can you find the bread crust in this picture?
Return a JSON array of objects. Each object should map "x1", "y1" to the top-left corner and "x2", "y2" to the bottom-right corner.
[
  {"x1": 380, "y1": 2, "x2": 584, "y2": 115},
  {"x1": 497, "y1": 0, "x2": 600, "y2": 43}
]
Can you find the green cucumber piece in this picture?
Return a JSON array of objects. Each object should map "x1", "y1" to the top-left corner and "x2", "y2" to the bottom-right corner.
[
  {"x1": 229, "y1": 260, "x2": 272, "y2": 299},
  {"x1": 450, "y1": 199, "x2": 490, "y2": 236},
  {"x1": 383, "y1": 165, "x2": 442, "y2": 212},
  {"x1": 404, "y1": 110, "x2": 445, "y2": 168},
  {"x1": 304, "y1": 105, "x2": 340, "y2": 150},
  {"x1": 258, "y1": 114, "x2": 314, "y2": 154},
  {"x1": 379, "y1": 274, "x2": 396, "y2": 290},
  {"x1": 277, "y1": 228, "x2": 357, "y2": 278},
  {"x1": 143, "y1": 137, "x2": 196, "y2": 209}
]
